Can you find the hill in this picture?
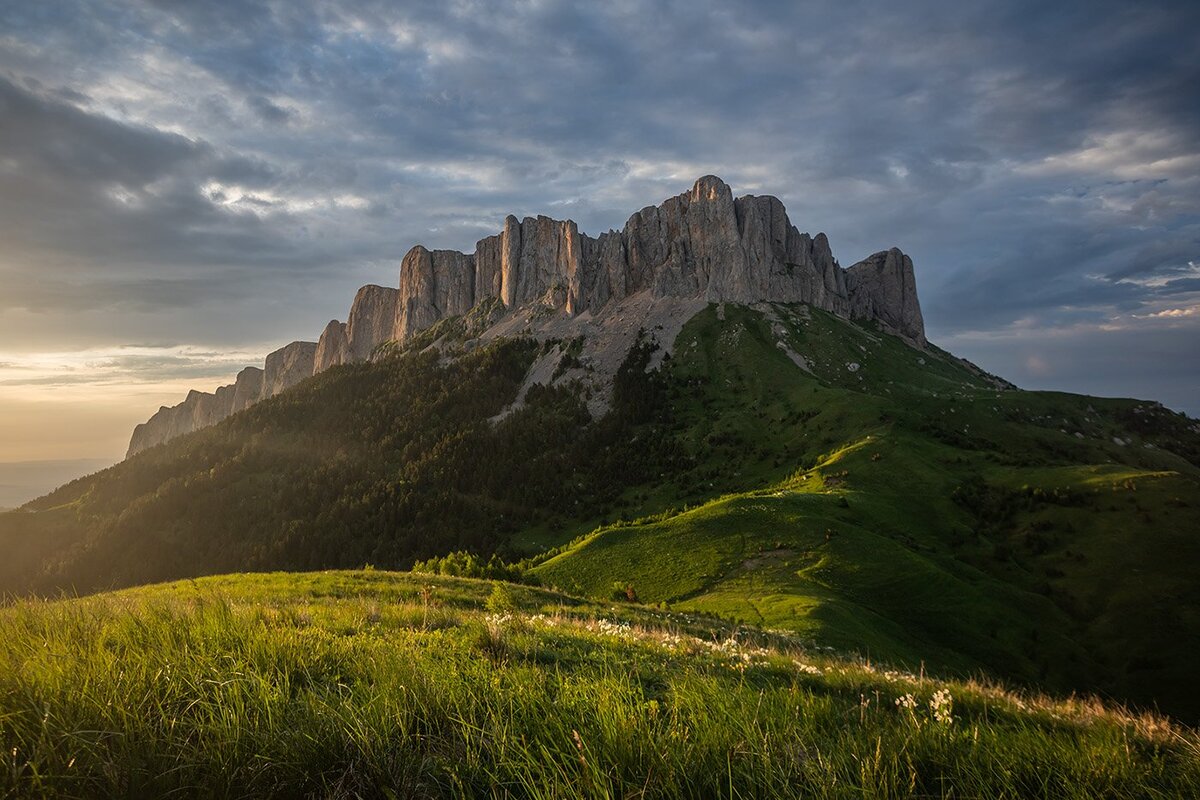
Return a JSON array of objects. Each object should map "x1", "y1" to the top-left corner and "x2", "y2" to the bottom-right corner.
[
  {"x1": 4, "y1": 302, "x2": 1199, "y2": 723},
  {"x1": 528, "y1": 305, "x2": 1200, "y2": 721},
  {"x1": 1, "y1": 570, "x2": 1196, "y2": 799},
  {"x1": 3, "y1": 175, "x2": 1199, "y2": 725}
]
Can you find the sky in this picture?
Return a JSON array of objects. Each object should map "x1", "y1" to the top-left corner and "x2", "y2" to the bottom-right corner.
[{"x1": 1, "y1": 0, "x2": 1198, "y2": 469}]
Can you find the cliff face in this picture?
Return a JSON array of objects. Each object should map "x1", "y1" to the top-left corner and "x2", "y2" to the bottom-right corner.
[
  {"x1": 396, "y1": 247, "x2": 476, "y2": 341},
  {"x1": 345, "y1": 285, "x2": 400, "y2": 361},
  {"x1": 845, "y1": 248, "x2": 926, "y2": 346},
  {"x1": 391, "y1": 175, "x2": 869, "y2": 320},
  {"x1": 127, "y1": 342, "x2": 316, "y2": 456},
  {"x1": 126, "y1": 175, "x2": 929, "y2": 457}
]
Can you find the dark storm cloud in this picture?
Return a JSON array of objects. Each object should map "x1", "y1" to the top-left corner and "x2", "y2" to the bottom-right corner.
[{"x1": 0, "y1": 0, "x2": 1198, "y2": 411}]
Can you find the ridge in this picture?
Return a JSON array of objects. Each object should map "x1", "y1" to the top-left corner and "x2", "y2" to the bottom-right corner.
[{"x1": 126, "y1": 176, "x2": 927, "y2": 457}]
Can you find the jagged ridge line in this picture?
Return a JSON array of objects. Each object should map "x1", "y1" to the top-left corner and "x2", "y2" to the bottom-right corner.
[{"x1": 126, "y1": 175, "x2": 925, "y2": 457}]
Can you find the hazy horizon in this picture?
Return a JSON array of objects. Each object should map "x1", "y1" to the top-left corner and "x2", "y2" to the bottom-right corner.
[
  {"x1": 2, "y1": 0, "x2": 1198, "y2": 464},
  {"x1": 0, "y1": 457, "x2": 115, "y2": 508}
]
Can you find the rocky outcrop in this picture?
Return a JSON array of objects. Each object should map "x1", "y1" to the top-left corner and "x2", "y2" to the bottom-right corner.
[
  {"x1": 263, "y1": 341, "x2": 318, "y2": 398},
  {"x1": 231, "y1": 367, "x2": 264, "y2": 413},
  {"x1": 314, "y1": 321, "x2": 349, "y2": 373},
  {"x1": 396, "y1": 246, "x2": 476, "y2": 340},
  {"x1": 377, "y1": 175, "x2": 885, "y2": 324},
  {"x1": 345, "y1": 285, "x2": 399, "y2": 361},
  {"x1": 845, "y1": 248, "x2": 926, "y2": 346},
  {"x1": 127, "y1": 175, "x2": 931, "y2": 458},
  {"x1": 126, "y1": 344, "x2": 313, "y2": 458}
]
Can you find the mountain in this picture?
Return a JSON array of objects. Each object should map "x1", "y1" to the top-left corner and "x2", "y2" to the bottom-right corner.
[
  {"x1": 3, "y1": 177, "x2": 1199, "y2": 724},
  {"x1": 127, "y1": 176, "x2": 928, "y2": 456}
]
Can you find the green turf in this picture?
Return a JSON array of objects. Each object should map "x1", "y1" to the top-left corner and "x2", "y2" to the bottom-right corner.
[
  {"x1": 0, "y1": 571, "x2": 1195, "y2": 799},
  {"x1": 3, "y1": 301, "x2": 1198, "y2": 727},
  {"x1": 532, "y1": 304, "x2": 1200, "y2": 721}
]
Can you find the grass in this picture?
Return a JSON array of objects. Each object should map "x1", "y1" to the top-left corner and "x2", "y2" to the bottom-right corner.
[
  {"x1": 531, "y1": 304, "x2": 1200, "y2": 722},
  {"x1": 4, "y1": 296, "x2": 1199, "y2": 777},
  {"x1": 1, "y1": 570, "x2": 1197, "y2": 799}
]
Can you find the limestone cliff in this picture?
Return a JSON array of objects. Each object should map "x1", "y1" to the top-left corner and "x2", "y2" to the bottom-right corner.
[
  {"x1": 127, "y1": 175, "x2": 930, "y2": 457},
  {"x1": 845, "y1": 248, "x2": 926, "y2": 346},
  {"x1": 396, "y1": 247, "x2": 476, "y2": 341},
  {"x1": 345, "y1": 285, "x2": 399, "y2": 362},
  {"x1": 314, "y1": 321, "x2": 348, "y2": 374},
  {"x1": 127, "y1": 342, "x2": 315, "y2": 456}
]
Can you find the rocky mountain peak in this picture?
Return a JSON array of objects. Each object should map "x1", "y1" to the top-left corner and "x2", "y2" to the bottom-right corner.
[
  {"x1": 845, "y1": 248, "x2": 926, "y2": 346},
  {"x1": 126, "y1": 176, "x2": 929, "y2": 457},
  {"x1": 690, "y1": 174, "x2": 734, "y2": 202}
]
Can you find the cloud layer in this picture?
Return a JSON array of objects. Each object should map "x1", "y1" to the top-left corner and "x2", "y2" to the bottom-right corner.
[{"x1": 0, "y1": 0, "x2": 1197, "y2": 458}]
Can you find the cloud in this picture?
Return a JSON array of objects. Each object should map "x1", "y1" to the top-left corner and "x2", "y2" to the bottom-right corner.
[
  {"x1": 0, "y1": 343, "x2": 273, "y2": 389},
  {"x1": 0, "y1": 0, "x2": 1197, "y2": 429}
]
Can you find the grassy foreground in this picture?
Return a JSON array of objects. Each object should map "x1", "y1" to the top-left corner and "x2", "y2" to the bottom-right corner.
[{"x1": 1, "y1": 572, "x2": 1196, "y2": 799}]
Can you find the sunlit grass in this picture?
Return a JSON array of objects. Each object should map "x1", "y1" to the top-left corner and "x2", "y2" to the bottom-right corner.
[{"x1": 1, "y1": 571, "x2": 1196, "y2": 798}]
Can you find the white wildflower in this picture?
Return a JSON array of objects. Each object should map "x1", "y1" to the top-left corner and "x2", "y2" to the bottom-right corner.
[
  {"x1": 793, "y1": 660, "x2": 823, "y2": 676},
  {"x1": 930, "y1": 689, "x2": 954, "y2": 725}
]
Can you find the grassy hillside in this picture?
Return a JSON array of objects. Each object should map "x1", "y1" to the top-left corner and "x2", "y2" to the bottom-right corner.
[
  {"x1": 530, "y1": 306, "x2": 1200, "y2": 720},
  {"x1": 2, "y1": 302, "x2": 1198, "y2": 723},
  {"x1": 0, "y1": 338, "x2": 674, "y2": 595},
  {"x1": 1, "y1": 571, "x2": 1196, "y2": 799}
]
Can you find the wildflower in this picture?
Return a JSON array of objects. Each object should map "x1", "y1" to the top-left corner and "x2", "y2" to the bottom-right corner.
[
  {"x1": 895, "y1": 693, "x2": 917, "y2": 711},
  {"x1": 930, "y1": 689, "x2": 954, "y2": 725},
  {"x1": 593, "y1": 619, "x2": 636, "y2": 641}
]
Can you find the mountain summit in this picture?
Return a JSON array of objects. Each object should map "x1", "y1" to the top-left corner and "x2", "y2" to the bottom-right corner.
[{"x1": 128, "y1": 176, "x2": 925, "y2": 456}]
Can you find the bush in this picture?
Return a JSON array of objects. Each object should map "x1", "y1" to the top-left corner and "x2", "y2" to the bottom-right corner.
[{"x1": 486, "y1": 582, "x2": 518, "y2": 614}]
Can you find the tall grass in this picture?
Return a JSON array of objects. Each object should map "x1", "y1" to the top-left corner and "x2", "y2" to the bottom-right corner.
[{"x1": 1, "y1": 572, "x2": 1196, "y2": 798}]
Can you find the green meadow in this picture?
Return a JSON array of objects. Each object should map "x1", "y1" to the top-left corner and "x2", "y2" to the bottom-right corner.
[
  {"x1": 3, "y1": 300, "x2": 1199, "y2": 800},
  {"x1": 2, "y1": 571, "x2": 1196, "y2": 799}
]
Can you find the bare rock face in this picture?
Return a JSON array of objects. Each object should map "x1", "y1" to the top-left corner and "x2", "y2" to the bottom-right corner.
[
  {"x1": 263, "y1": 341, "x2": 318, "y2": 398},
  {"x1": 127, "y1": 390, "x2": 224, "y2": 457},
  {"x1": 845, "y1": 248, "x2": 926, "y2": 346},
  {"x1": 232, "y1": 367, "x2": 264, "y2": 413},
  {"x1": 396, "y1": 246, "x2": 476, "y2": 340},
  {"x1": 346, "y1": 285, "x2": 399, "y2": 361},
  {"x1": 469, "y1": 216, "x2": 583, "y2": 313},
  {"x1": 315, "y1": 321, "x2": 349, "y2": 373},
  {"x1": 127, "y1": 406, "x2": 182, "y2": 456},
  {"x1": 126, "y1": 365, "x2": 269, "y2": 457},
  {"x1": 428, "y1": 176, "x2": 867, "y2": 322},
  {"x1": 732, "y1": 196, "x2": 849, "y2": 312},
  {"x1": 127, "y1": 174, "x2": 932, "y2": 457}
]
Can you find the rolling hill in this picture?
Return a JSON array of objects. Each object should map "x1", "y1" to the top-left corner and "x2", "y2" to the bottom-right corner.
[
  {"x1": 3, "y1": 301, "x2": 1198, "y2": 725},
  {"x1": 3, "y1": 176, "x2": 1199, "y2": 729},
  {"x1": 1, "y1": 571, "x2": 1196, "y2": 798}
]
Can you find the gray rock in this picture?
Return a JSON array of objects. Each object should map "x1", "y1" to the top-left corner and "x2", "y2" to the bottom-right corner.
[
  {"x1": 396, "y1": 246, "x2": 476, "y2": 340},
  {"x1": 346, "y1": 285, "x2": 399, "y2": 360},
  {"x1": 127, "y1": 174, "x2": 933, "y2": 456},
  {"x1": 126, "y1": 366, "x2": 265, "y2": 457},
  {"x1": 314, "y1": 321, "x2": 349, "y2": 373},
  {"x1": 845, "y1": 248, "x2": 926, "y2": 346},
  {"x1": 231, "y1": 367, "x2": 264, "y2": 412},
  {"x1": 263, "y1": 341, "x2": 318, "y2": 398}
]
